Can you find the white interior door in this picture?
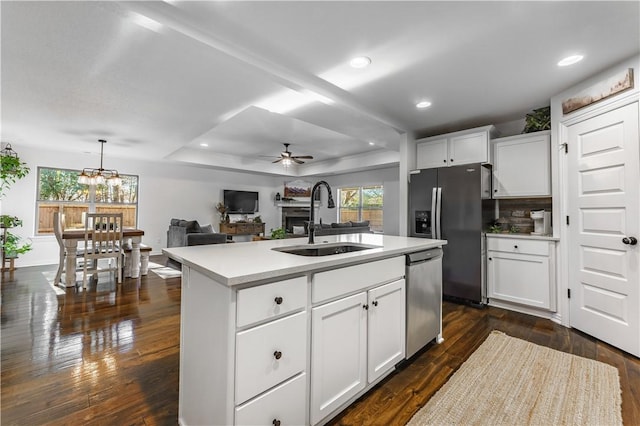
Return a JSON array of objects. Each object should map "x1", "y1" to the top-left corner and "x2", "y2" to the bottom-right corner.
[{"x1": 567, "y1": 101, "x2": 640, "y2": 357}]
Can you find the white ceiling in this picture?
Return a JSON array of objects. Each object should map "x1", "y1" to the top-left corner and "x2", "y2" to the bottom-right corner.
[{"x1": 2, "y1": 1, "x2": 639, "y2": 176}]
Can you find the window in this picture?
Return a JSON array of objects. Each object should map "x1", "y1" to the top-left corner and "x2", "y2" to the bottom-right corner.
[
  {"x1": 337, "y1": 185, "x2": 383, "y2": 232},
  {"x1": 36, "y1": 167, "x2": 138, "y2": 234}
]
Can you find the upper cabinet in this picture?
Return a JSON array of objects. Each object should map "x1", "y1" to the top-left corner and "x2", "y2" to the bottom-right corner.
[
  {"x1": 492, "y1": 131, "x2": 551, "y2": 198},
  {"x1": 416, "y1": 125, "x2": 497, "y2": 169}
]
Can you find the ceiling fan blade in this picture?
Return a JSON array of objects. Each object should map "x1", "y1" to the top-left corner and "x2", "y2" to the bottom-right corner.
[
  {"x1": 272, "y1": 158, "x2": 283, "y2": 163},
  {"x1": 291, "y1": 155, "x2": 313, "y2": 160},
  {"x1": 293, "y1": 158, "x2": 305, "y2": 164}
]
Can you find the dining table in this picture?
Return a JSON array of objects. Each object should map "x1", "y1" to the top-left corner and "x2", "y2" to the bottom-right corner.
[{"x1": 61, "y1": 228, "x2": 145, "y2": 287}]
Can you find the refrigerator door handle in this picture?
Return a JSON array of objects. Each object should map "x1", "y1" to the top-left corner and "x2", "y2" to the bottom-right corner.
[
  {"x1": 431, "y1": 188, "x2": 437, "y2": 239},
  {"x1": 436, "y1": 187, "x2": 442, "y2": 239}
]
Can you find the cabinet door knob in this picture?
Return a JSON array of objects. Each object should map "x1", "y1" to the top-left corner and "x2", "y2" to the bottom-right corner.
[
  {"x1": 273, "y1": 420, "x2": 281, "y2": 426},
  {"x1": 488, "y1": 257, "x2": 492, "y2": 261},
  {"x1": 622, "y1": 236, "x2": 638, "y2": 245},
  {"x1": 274, "y1": 296, "x2": 283, "y2": 305},
  {"x1": 273, "y1": 350, "x2": 282, "y2": 360},
  {"x1": 494, "y1": 189, "x2": 498, "y2": 192},
  {"x1": 372, "y1": 300, "x2": 378, "y2": 307},
  {"x1": 443, "y1": 159, "x2": 447, "y2": 163},
  {"x1": 450, "y1": 158, "x2": 454, "y2": 162},
  {"x1": 363, "y1": 304, "x2": 369, "y2": 310},
  {"x1": 514, "y1": 245, "x2": 518, "y2": 249}
]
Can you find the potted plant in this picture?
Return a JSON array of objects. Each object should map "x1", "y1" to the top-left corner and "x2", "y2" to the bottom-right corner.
[
  {"x1": 522, "y1": 106, "x2": 551, "y2": 133},
  {"x1": 270, "y1": 227, "x2": 286, "y2": 239},
  {"x1": 1, "y1": 144, "x2": 32, "y2": 265},
  {"x1": 1, "y1": 145, "x2": 30, "y2": 198},
  {"x1": 215, "y1": 202, "x2": 228, "y2": 223},
  {"x1": 1, "y1": 232, "x2": 32, "y2": 258}
]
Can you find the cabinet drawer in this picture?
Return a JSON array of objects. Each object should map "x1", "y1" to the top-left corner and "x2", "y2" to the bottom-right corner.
[
  {"x1": 235, "y1": 311, "x2": 307, "y2": 404},
  {"x1": 312, "y1": 257, "x2": 404, "y2": 304},
  {"x1": 235, "y1": 373, "x2": 306, "y2": 426},
  {"x1": 486, "y1": 237, "x2": 549, "y2": 256},
  {"x1": 237, "y1": 276, "x2": 307, "y2": 327}
]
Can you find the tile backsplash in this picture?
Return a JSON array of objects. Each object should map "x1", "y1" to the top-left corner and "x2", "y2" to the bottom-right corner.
[{"x1": 494, "y1": 197, "x2": 552, "y2": 234}]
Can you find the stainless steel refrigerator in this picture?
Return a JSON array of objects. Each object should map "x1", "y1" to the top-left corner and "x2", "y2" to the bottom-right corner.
[{"x1": 409, "y1": 163, "x2": 494, "y2": 304}]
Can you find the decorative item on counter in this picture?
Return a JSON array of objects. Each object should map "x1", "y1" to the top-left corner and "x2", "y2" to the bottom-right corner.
[
  {"x1": 270, "y1": 227, "x2": 286, "y2": 239},
  {"x1": 215, "y1": 202, "x2": 228, "y2": 222},
  {"x1": 509, "y1": 226, "x2": 518, "y2": 234},
  {"x1": 275, "y1": 192, "x2": 281, "y2": 201},
  {"x1": 253, "y1": 215, "x2": 262, "y2": 224}
]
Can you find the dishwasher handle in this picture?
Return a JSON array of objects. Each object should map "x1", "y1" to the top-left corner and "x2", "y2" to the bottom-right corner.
[{"x1": 406, "y1": 248, "x2": 443, "y2": 265}]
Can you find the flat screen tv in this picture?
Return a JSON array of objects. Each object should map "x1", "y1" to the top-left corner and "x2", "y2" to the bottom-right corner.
[{"x1": 224, "y1": 190, "x2": 259, "y2": 214}]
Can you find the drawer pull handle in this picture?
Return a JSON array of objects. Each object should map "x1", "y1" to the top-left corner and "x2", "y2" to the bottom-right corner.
[
  {"x1": 450, "y1": 158, "x2": 454, "y2": 162},
  {"x1": 488, "y1": 257, "x2": 492, "y2": 261},
  {"x1": 372, "y1": 300, "x2": 378, "y2": 307},
  {"x1": 273, "y1": 420, "x2": 281, "y2": 426},
  {"x1": 514, "y1": 245, "x2": 518, "y2": 249},
  {"x1": 274, "y1": 350, "x2": 282, "y2": 360},
  {"x1": 622, "y1": 236, "x2": 637, "y2": 245},
  {"x1": 443, "y1": 159, "x2": 447, "y2": 163},
  {"x1": 274, "y1": 296, "x2": 283, "y2": 305},
  {"x1": 363, "y1": 304, "x2": 369, "y2": 310}
]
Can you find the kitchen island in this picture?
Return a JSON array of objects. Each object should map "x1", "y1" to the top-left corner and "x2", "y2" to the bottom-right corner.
[{"x1": 164, "y1": 233, "x2": 446, "y2": 426}]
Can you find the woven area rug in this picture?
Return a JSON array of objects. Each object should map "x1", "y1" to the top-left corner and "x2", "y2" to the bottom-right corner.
[{"x1": 407, "y1": 330, "x2": 622, "y2": 426}]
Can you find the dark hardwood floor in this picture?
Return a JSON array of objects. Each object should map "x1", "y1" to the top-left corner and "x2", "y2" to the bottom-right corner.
[{"x1": 2, "y1": 257, "x2": 639, "y2": 425}]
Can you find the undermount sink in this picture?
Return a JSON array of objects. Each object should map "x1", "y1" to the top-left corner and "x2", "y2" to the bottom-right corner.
[{"x1": 272, "y1": 242, "x2": 381, "y2": 257}]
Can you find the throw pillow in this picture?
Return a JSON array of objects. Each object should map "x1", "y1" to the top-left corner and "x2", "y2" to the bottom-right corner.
[
  {"x1": 200, "y1": 224, "x2": 215, "y2": 233},
  {"x1": 293, "y1": 225, "x2": 305, "y2": 235},
  {"x1": 350, "y1": 221, "x2": 370, "y2": 228},
  {"x1": 179, "y1": 220, "x2": 201, "y2": 233}
]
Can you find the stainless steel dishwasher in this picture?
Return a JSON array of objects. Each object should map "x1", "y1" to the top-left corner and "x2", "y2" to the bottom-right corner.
[{"x1": 406, "y1": 248, "x2": 444, "y2": 359}]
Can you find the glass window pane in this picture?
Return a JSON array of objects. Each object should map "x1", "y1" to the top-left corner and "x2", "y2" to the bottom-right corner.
[{"x1": 36, "y1": 167, "x2": 139, "y2": 234}]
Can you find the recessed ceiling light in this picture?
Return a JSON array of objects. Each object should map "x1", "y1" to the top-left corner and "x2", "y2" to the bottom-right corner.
[
  {"x1": 200, "y1": 143, "x2": 209, "y2": 147},
  {"x1": 350, "y1": 56, "x2": 371, "y2": 69},
  {"x1": 557, "y1": 55, "x2": 584, "y2": 67},
  {"x1": 416, "y1": 101, "x2": 432, "y2": 109},
  {"x1": 368, "y1": 141, "x2": 375, "y2": 146}
]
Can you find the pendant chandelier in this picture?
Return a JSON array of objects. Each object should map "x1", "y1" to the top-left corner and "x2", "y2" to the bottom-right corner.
[{"x1": 77, "y1": 139, "x2": 122, "y2": 186}]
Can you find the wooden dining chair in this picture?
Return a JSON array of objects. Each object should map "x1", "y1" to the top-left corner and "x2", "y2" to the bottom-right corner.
[
  {"x1": 82, "y1": 213, "x2": 123, "y2": 288},
  {"x1": 53, "y1": 212, "x2": 85, "y2": 286}
]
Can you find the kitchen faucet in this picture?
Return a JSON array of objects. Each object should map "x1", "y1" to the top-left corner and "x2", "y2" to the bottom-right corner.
[{"x1": 308, "y1": 181, "x2": 335, "y2": 244}]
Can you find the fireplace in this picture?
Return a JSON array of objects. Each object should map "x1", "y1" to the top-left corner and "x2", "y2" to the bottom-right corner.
[{"x1": 282, "y1": 207, "x2": 310, "y2": 233}]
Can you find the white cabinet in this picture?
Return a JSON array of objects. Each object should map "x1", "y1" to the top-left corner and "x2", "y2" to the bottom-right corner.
[
  {"x1": 416, "y1": 137, "x2": 448, "y2": 168},
  {"x1": 416, "y1": 125, "x2": 496, "y2": 169},
  {"x1": 234, "y1": 278, "x2": 308, "y2": 424},
  {"x1": 310, "y1": 292, "x2": 367, "y2": 425},
  {"x1": 310, "y1": 277, "x2": 405, "y2": 425},
  {"x1": 235, "y1": 373, "x2": 307, "y2": 426},
  {"x1": 367, "y1": 279, "x2": 406, "y2": 382},
  {"x1": 486, "y1": 236, "x2": 556, "y2": 312},
  {"x1": 492, "y1": 130, "x2": 551, "y2": 198}
]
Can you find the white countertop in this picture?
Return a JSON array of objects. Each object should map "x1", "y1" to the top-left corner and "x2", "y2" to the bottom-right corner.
[
  {"x1": 485, "y1": 233, "x2": 559, "y2": 241},
  {"x1": 163, "y1": 234, "x2": 447, "y2": 286}
]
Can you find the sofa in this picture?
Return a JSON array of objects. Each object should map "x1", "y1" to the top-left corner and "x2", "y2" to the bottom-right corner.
[
  {"x1": 297, "y1": 220, "x2": 372, "y2": 237},
  {"x1": 167, "y1": 219, "x2": 227, "y2": 248}
]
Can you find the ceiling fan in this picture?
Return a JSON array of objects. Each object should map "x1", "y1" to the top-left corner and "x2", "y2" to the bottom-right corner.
[{"x1": 270, "y1": 143, "x2": 314, "y2": 165}]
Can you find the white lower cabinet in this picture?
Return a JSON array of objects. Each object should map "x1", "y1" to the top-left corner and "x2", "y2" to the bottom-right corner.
[
  {"x1": 367, "y1": 280, "x2": 406, "y2": 383},
  {"x1": 310, "y1": 278, "x2": 406, "y2": 425},
  {"x1": 235, "y1": 373, "x2": 307, "y2": 426},
  {"x1": 235, "y1": 311, "x2": 307, "y2": 404},
  {"x1": 310, "y1": 292, "x2": 367, "y2": 425},
  {"x1": 487, "y1": 236, "x2": 556, "y2": 311}
]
